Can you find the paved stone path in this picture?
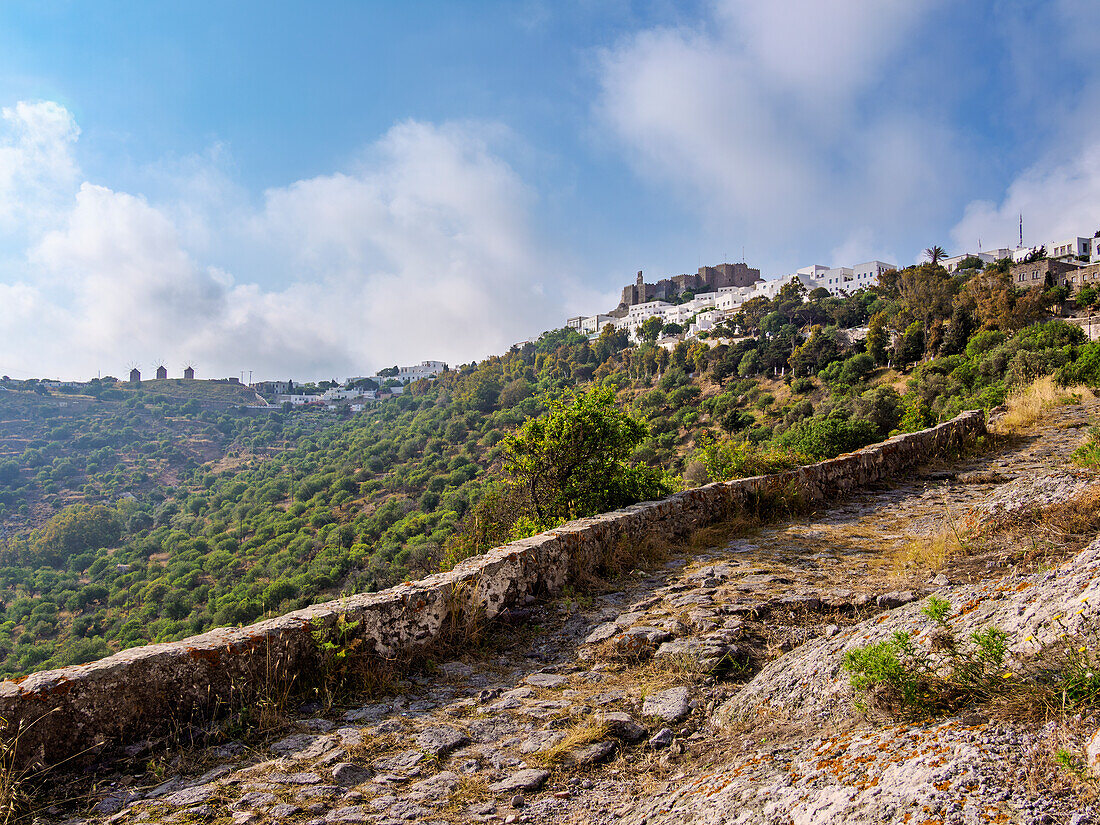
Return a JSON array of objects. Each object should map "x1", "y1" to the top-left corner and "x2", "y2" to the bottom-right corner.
[{"x1": 46, "y1": 400, "x2": 1100, "y2": 825}]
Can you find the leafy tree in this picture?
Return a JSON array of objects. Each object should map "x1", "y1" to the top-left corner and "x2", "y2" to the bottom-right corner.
[
  {"x1": 887, "y1": 264, "x2": 955, "y2": 350},
  {"x1": 457, "y1": 368, "x2": 501, "y2": 412},
  {"x1": 718, "y1": 408, "x2": 755, "y2": 435},
  {"x1": 1022, "y1": 245, "x2": 1047, "y2": 263},
  {"x1": 32, "y1": 504, "x2": 121, "y2": 567},
  {"x1": 640, "y1": 316, "x2": 664, "y2": 343},
  {"x1": 502, "y1": 386, "x2": 669, "y2": 524},
  {"x1": 594, "y1": 324, "x2": 630, "y2": 362},
  {"x1": 734, "y1": 296, "x2": 772, "y2": 335},
  {"x1": 894, "y1": 321, "x2": 926, "y2": 366},
  {"x1": 954, "y1": 255, "x2": 984, "y2": 271},
  {"x1": 789, "y1": 325, "x2": 841, "y2": 376},
  {"x1": 940, "y1": 306, "x2": 974, "y2": 356},
  {"x1": 956, "y1": 270, "x2": 1048, "y2": 332},
  {"x1": 866, "y1": 311, "x2": 888, "y2": 364},
  {"x1": 1076, "y1": 286, "x2": 1099, "y2": 310},
  {"x1": 851, "y1": 386, "x2": 904, "y2": 437}
]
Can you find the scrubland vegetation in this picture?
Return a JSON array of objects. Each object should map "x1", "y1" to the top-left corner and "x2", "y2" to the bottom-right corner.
[{"x1": 1, "y1": 257, "x2": 1100, "y2": 678}]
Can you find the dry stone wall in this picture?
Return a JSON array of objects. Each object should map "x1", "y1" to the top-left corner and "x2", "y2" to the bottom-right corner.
[{"x1": 0, "y1": 410, "x2": 985, "y2": 771}]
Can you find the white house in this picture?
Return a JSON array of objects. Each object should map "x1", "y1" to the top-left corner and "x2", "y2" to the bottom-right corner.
[
  {"x1": 941, "y1": 253, "x2": 994, "y2": 273},
  {"x1": 851, "y1": 260, "x2": 896, "y2": 285},
  {"x1": 792, "y1": 260, "x2": 895, "y2": 295},
  {"x1": 398, "y1": 361, "x2": 446, "y2": 382},
  {"x1": 566, "y1": 313, "x2": 615, "y2": 336},
  {"x1": 1047, "y1": 236, "x2": 1091, "y2": 262},
  {"x1": 275, "y1": 394, "x2": 320, "y2": 406}
]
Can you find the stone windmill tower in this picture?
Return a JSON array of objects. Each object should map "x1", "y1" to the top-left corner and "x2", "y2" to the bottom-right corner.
[
  {"x1": 127, "y1": 362, "x2": 141, "y2": 384},
  {"x1": 154, "y1": 360, "x2": 168, "y2": 380},
  {"x1": 183, "y1": 362, "x2": 195, "y2": 380}
]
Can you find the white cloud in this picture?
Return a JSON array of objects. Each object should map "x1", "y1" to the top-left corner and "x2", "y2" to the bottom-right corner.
[
  {"x1": 951, "y1": 142, "x2": 1100, "y2": 252},
  {"x1": 828, "y1": 227, "x2": 898, "y2": 270},
  {"x1": 0, "y1": 105, "x2": 572, "y2": 380},
  {"x1": 949, "y1": 1, "x2": 1100, "y2": 255},
  {"x1": 595, "y1": 0, "x2": 958, "y2": 266},
  {"x1": 0, "y1": 100, "x2": 80, "y2": 232}
]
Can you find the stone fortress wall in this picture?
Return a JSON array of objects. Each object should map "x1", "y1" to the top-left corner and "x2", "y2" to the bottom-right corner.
[
  {"x1": 0, "y1": 411, "x2": 986, "y2": 770},
  {"x1": 618, "y1": 263, "x2": 763, "y2": 310}
]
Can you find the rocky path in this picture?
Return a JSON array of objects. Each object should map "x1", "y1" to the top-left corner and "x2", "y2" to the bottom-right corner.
[{"x1": 53, "y1": 401, "x2": 1100, "y2": 825}]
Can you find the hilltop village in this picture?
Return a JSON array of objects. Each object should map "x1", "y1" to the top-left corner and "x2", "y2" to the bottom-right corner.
[{"x1": 570, "y1": 229, "x2": 1100, "y2": 347}]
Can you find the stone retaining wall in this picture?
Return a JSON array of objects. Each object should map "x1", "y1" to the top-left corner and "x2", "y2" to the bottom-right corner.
[{"x1": 0, "y1": 410, "x2": 985, "y2": 770}]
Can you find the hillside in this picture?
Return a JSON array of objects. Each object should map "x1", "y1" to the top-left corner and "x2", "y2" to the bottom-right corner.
[
  {"x1": 132, "y1": 378, "x2": 268, "y2": 406},
  {"x1": 26, "y1": 379, "x2": 1100, "y2": 823},
  {"x1": 1, "y1": 262, "x2": 1099, "y2": 679}
]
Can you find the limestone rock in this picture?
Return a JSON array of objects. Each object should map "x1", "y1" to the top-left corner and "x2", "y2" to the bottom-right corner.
[
  {"x1": 1088, "y1": 728, "x2": 1100, "y2": 777},
  {"x1": 648, "y1": 728, "x2": 674, "y2": 749},
  {"x1": 602, "y1": 712, "x2": 647, "y2": 743},
  {"x1": 565, "y1": 739, "x2": 616, "y2": 767},
  {"x1": 371, "y1": 748, "x2": 426, "y2": 774},
  {"x1": 332, "y1": 762, "x2": 371, "y2": 787},
  {"x1": 163, "y1": 784, "x2": 215, "y2": 807},
  {"x1": 415, "y1": 725, "x2": 470, "y2": 756},
  {"x1": 642, "y1": 686, "x2": 692, "y2": 724},
  {"x1": 488, "y1": 769, "x2": 551, "y2": 794},
  {"x1": 525, "y1": 672, "x2": 568, "y2": 689},
  {"x1": 876, "y1": 590, "x2": 918, "y2": 608}
]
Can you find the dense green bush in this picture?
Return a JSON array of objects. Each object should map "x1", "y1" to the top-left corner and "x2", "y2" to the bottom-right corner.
[{"x1": 775, "y1": 414, "x2": 879, "y2": 459}]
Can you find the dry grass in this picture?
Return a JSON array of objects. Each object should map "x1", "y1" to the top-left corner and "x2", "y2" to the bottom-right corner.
[
  {"x1": 887, "y1": 532, "x2": 963, "y2": 577},
  {"x1": 438, "y1": 775, "x2": 490, "y2": 818},
  {"x1": 531, "y1": 716, "x2": 612, "y2": 766},
  {"x1": 991, "y1": 375, "x2": 1095, "y2": 435},
  {"x1": 344, "y1": 731, "x2": 406, "y2": 764},
  {"x1": 879, "y1": 483, "x2": 1100, "y2": 586},
  {"x1": 0, "y1": 723, "x2": 31, "y2": 825},
  {"x1": 1016, "y1": 717, "x2": 1100, "y2": 805}
]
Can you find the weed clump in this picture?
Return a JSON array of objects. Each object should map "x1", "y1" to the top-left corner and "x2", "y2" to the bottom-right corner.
[
  {"x1": 844, "y1": 596, "x2": 1100, "y2": 724},
  {"x1": 1072, "y1": 423, "x2": 1100, "y2": 469}
]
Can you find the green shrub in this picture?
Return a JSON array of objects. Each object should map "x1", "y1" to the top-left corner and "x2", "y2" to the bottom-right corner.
[
  {"x1": 845, "y1": 597, "x2": 1100, "y2": 721},
  {"x1": 775, "y1": 414, "x2": 878, "y2": 459},
  {"x1": 693, "y1": 439, "x2": 804, "y2": 481},
  {"x1": 1072, "y1": 424, "x2": 1100, "y2": 469}
]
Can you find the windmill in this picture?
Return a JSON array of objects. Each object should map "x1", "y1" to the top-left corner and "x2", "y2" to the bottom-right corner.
[
  {"x1": 153, "y1": 359, "x2": 168, "y2": 381},
  {"x1": 126, "y1": 361, "x2": 141, "y2": 384},
  {"x1": 182, "y1": 362, "x2": 196, "y2": 380}
]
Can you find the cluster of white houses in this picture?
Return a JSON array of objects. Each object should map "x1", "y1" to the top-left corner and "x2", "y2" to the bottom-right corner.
[
  {"x1": 271, "y1": 360, "x2": 447, "y2": 408},
  {"x1": 941, "y1": 231, "x2": 1100, "y2": 273},
  {"x1": 568, "y1": 259, "x2": 898, "y2": 343},
  {"x1": 570, "y1": 229, "x2": 1100, "y2": 345}
]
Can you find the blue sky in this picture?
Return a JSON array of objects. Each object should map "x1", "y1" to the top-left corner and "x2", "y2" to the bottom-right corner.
[{"x1": 1, "y1": 0, "x2": 1099, "y2": 380}]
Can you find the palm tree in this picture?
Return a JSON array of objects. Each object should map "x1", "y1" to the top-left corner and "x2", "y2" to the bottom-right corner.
[{"x1": 924, "y1": 246, "x2": 947, "y2": 266}]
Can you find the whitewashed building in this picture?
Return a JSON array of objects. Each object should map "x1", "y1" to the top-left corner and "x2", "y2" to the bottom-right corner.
[
  {"x1": 275, "y1": 394, "x2": 321, "y2": 406},
  {"x1": 397, "y1": 361, "x2": 446, "y2": 382},
  {"x1": 1047, "y1": 236, "x2": 1091, "y2": 262},
  {"x1": 851, "y1": 260, "x2": 896, "y2": 285},
  {"x1": 566, "y1": 313, "x2": 616, "y2": 336}
]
